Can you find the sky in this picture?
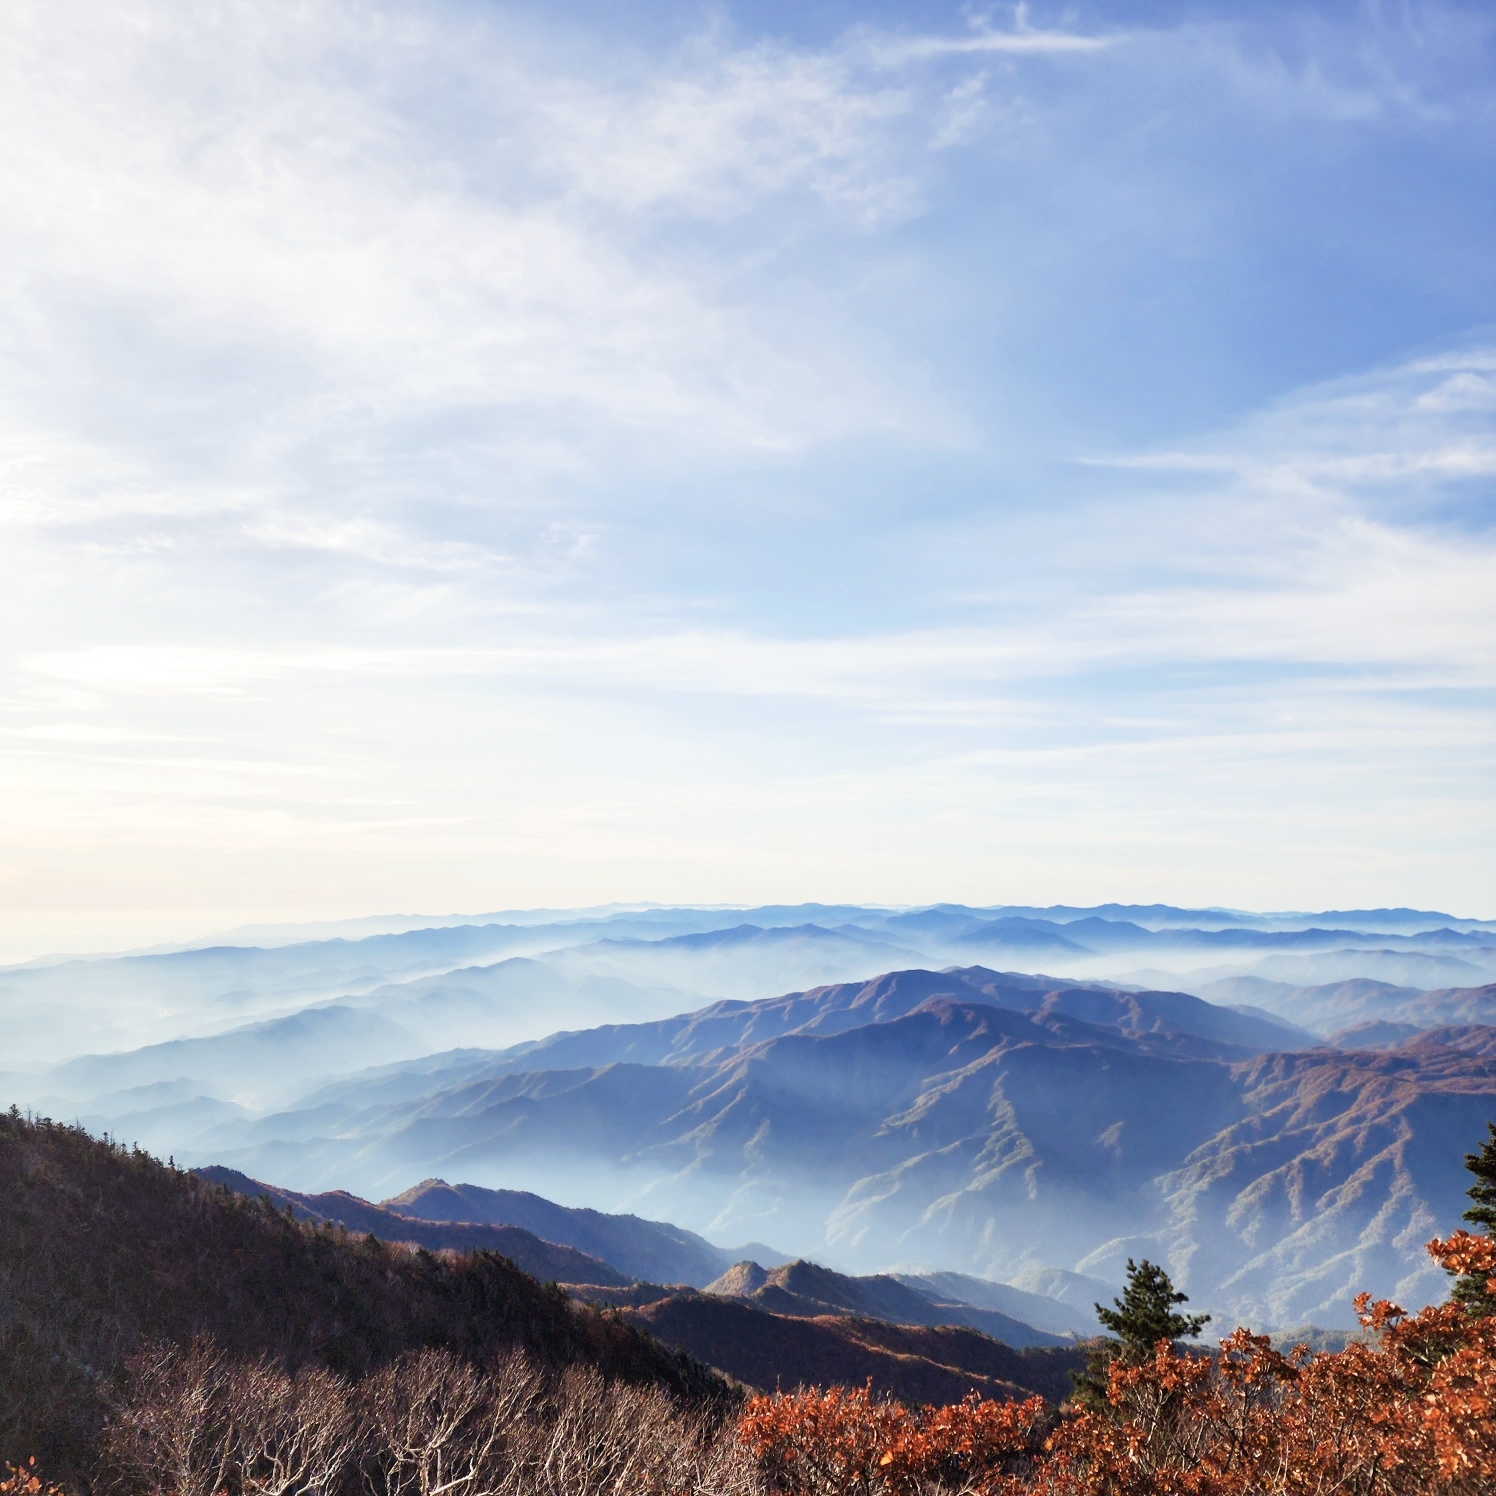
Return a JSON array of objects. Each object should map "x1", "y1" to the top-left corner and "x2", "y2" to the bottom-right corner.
[{"x1": 1, "y1": 0, "x2": 1494, "y2": 958}]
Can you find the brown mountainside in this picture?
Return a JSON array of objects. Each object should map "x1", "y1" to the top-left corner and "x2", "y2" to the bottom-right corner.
[
  {"x1": 622, "y1": 1294, "x2": 1085, "y2": 1406},
  {"x1": 195, "y1": 1165, "x2": 631, "y2": 1285},
  {"x1": 0, "y1": 1113, "x2": 726, "y2": 1479},
  {"x1": 700, "y1": 1259, "x2": 1068, "y2": 1348}
]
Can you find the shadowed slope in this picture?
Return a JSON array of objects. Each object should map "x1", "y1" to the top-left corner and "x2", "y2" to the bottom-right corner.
[
  {"x1": 0, "y1": 1112, "x2": 727, "y2": 1479},
  {"x1": 195, "y1": 1166, "x2": 632, "y2": 1286},
  {"x1": 623, "y1": 1295, "x2": 1085, "y2": 1406}
]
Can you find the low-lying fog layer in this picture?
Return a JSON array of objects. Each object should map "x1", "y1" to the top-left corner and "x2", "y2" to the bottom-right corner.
[{"x1": 3, "y1": 902, "x2": 1494, "y2": 1332}]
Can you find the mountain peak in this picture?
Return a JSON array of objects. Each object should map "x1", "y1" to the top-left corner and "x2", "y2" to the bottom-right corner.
[{"x1": 704, "y1": 1260, "x2": 770, "y2": 1297}]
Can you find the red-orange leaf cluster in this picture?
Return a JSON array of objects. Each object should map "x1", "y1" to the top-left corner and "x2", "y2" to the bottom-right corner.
[
  {"x1": 0, "y1": 1461, "x2": 63, "y2": 1496},
  {"x1": 738, "y1": 1382, "x2": 1049, "y2": 1495},
  {"x1": 738, "y1": 1233, "x2": 1496, "y2": 1496}
]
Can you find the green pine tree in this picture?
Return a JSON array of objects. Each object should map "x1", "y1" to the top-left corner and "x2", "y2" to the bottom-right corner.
[
  {"x1": 1451, "y1": 1120, "x2": 1496, "y2": 1316},
  {"x1": 1071, "y1": 1257, "x2": 1209, "y2": 1411}
]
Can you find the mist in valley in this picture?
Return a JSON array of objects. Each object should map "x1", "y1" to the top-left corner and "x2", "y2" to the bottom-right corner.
[{"x1": 5, "y1": 901, "x2": 1494, "y2": 1333}]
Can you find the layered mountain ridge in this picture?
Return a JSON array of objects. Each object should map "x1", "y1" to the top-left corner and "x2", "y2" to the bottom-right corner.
[
  {"x1": 189, "y1": 966, "x2": 1496, "y2": 1330},
  {"x1": 5, "y1": 902, "x2": 1494, "y2": 1338},
  {"x1": 195, "y1": 1161, "x2": 1095, "y2": 1401},
  {"x1": 6, "y1": 900, "x2": 1493, "y2": 1073}
]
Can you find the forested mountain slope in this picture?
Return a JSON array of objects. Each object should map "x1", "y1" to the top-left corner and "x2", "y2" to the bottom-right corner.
[
  {"x1": 382, "y1": 1177, "x2": 780, "y2": 1285},
  {"x1": 623, "y1": 1294, "x2": 1085, "y2": 1406},
  {"x1": 195, "y1": 1166, "x2": 633, "y2": 1285},
  {"x1": 0, "y1": 1112, "x2": 725, "y2": 1479}
]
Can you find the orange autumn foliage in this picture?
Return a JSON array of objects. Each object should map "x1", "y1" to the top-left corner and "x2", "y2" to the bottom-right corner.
[
  {"x1": 738, "y1": 1382, "x2": 1049, "y2": 1495},
  {"x1": 0, "y1": 1463, "x2": 64, "y2": 1496},
  {"x1": 738, "y1": 1232, "x2": 1496, "y2": 1496}
]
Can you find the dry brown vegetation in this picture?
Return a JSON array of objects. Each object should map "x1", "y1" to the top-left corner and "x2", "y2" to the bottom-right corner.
[
  {"x1": 98, "y1": 1340, "x2": 757, "y2": 1496},
  {"x1": 0, "y1": 1111, "x2": 727, "y2": 1481},
  {"x1": 87, "y1": 1234, "x2": 1496, "y2": 1496},
  {"x1": 8, "y1": 1107, "x2": 1496, "y2": 1495}
]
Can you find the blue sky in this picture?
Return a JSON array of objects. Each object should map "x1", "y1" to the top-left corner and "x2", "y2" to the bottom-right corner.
[{"x1": 0, "y1": 0, "x2": 1493, "y2": 954}]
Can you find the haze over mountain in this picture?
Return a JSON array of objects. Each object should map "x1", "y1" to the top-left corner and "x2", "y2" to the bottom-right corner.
[
  {"x1": 6, "y1": 6, "x2": 1494, "y2": 1479},
  {"x1": 4, "y1": 902, "x2": 1495, "y2": 1337},
  {"x1": 195, "y1": 1160, "x2": 1093, "y2": 1401},
  {"x1": 6, "y1": 901, "x2": 1492, "y2": 1072},
  {"x1": 181, "y1": 968, "x2": 1492, "y2": 1330}
]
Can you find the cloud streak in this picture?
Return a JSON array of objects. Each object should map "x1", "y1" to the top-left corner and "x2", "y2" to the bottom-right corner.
[{"x1": 0, "y1": 0, "x2": 1493, "y2": 953}]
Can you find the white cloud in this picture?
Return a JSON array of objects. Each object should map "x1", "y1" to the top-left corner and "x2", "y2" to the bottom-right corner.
[
  {"x1": 0, "y1": 0, "x2": 1494, "y2": 947},
  {"x1": 0, "y1": 0, "x2": 951, "y2": 560},
  {"x1": 1104, "y1": 346, "x2": 1496, "y2": 517},
  {"x1": 19, "y1": 329, "x2": 1496, "y2": 703},
  {"x1": 865, "y1": 19, "x2": 1117, "y2": 66},
  {"x1": 528, "y1": 47, "x2": 916, "y2": 220}
]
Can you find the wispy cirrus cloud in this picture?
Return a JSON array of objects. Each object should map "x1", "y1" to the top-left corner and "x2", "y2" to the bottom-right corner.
[
  {"x1": 18, "y1": 342, "x2": 1496, "y2": 696},
  {"x1": 0, "y1": 0, "x2": 1493, "y2": 951},
  {"x1": 864, "y1": 21, "x2": 1118, "y2": 65},
  {"x1": 0, "y1": 1, "x2": 949, "y2": 538}
]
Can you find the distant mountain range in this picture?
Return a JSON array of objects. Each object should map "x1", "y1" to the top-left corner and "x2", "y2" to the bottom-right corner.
[
  {"x1": 196, "y1": 1166, "x2": 794, "y2": 1287},
  {"x1": 899, "y1": 1269, "x2": 1107, "y2": 1338},
  {"x1": 1198, "y1": 975, "x2": 1496, "y2": 1033},
  {"x1": 172, "y1": 964, "x2": 1496, "y2": 1330},
  {"x1": 201, "y1": 1159, "x2": 1105, "y2": 1346},
  {"x1": 383, "y1": 1177, "x2": 790, "y2": 1283},
  {"x1": 696, "y1": 1259, "x2": 1072, "y2": 1347},
  {"x1": 5, "y1": 900, "x2": 1494, "y2": 1072},
  {"x1": 4, "y1": 902, "x2": 1495, "y2": 1337},
  {"x1": 194, "y1": 1166, "x2": 634, "y2": 1286}
]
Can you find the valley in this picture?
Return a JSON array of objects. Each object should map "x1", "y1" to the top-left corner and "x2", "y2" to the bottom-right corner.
[{"x1": 4, "y1": 902, "x2": 1493, "y2": 1333}]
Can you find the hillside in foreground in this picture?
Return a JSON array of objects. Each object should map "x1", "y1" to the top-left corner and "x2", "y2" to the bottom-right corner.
[
  {"x1": 4, "y1": 1107, "x2": 1495, "y2": 1496},
  {"x1": 0, "y1": 1110, "x2": 724, "y2": 1478},
  {"x1": 198, "y1": 1164, "x2": 1088, "y2": 1403}
]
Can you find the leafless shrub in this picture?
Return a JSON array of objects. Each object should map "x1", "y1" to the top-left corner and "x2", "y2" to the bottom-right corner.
[
  {"x1": 100, "y1": 1340, "x2": 239, "y2": 1496},
  {"x1": 357, "y1": 1349, "x2": 539, "y2": 1496},
  {"x1": 511, "y1": 1366, "x2": 762, "y2": 1496},
  {"x1": 100, "y1": 1339, "x2": 760, "y2": 1496},
  {"x1": 231, "y1": 1358, "x2": 355, "y2": 1496}
]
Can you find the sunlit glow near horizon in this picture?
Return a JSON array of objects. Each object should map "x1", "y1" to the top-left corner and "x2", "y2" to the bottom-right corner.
[{"x1": 1, "y1": 0, "x2": 1494, "y2": 960}]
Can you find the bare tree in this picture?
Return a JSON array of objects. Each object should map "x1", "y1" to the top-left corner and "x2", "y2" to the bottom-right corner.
[
  {"x1": 513, "y1": 1366, "x2": 762, "y2": 1496},
  {"x1": 100, "y1": 1337, "x2": 758, "y2": 1496},
  {"x1": 359, "y1": 1350, "x2": 537, "y2": 1496},
  {"x1": 230, "y1": 1359, "x2": 356, "y2": 1496},
  {"x1": 101, "y1": 1340, "x2": 240, "y2": 1496}
]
